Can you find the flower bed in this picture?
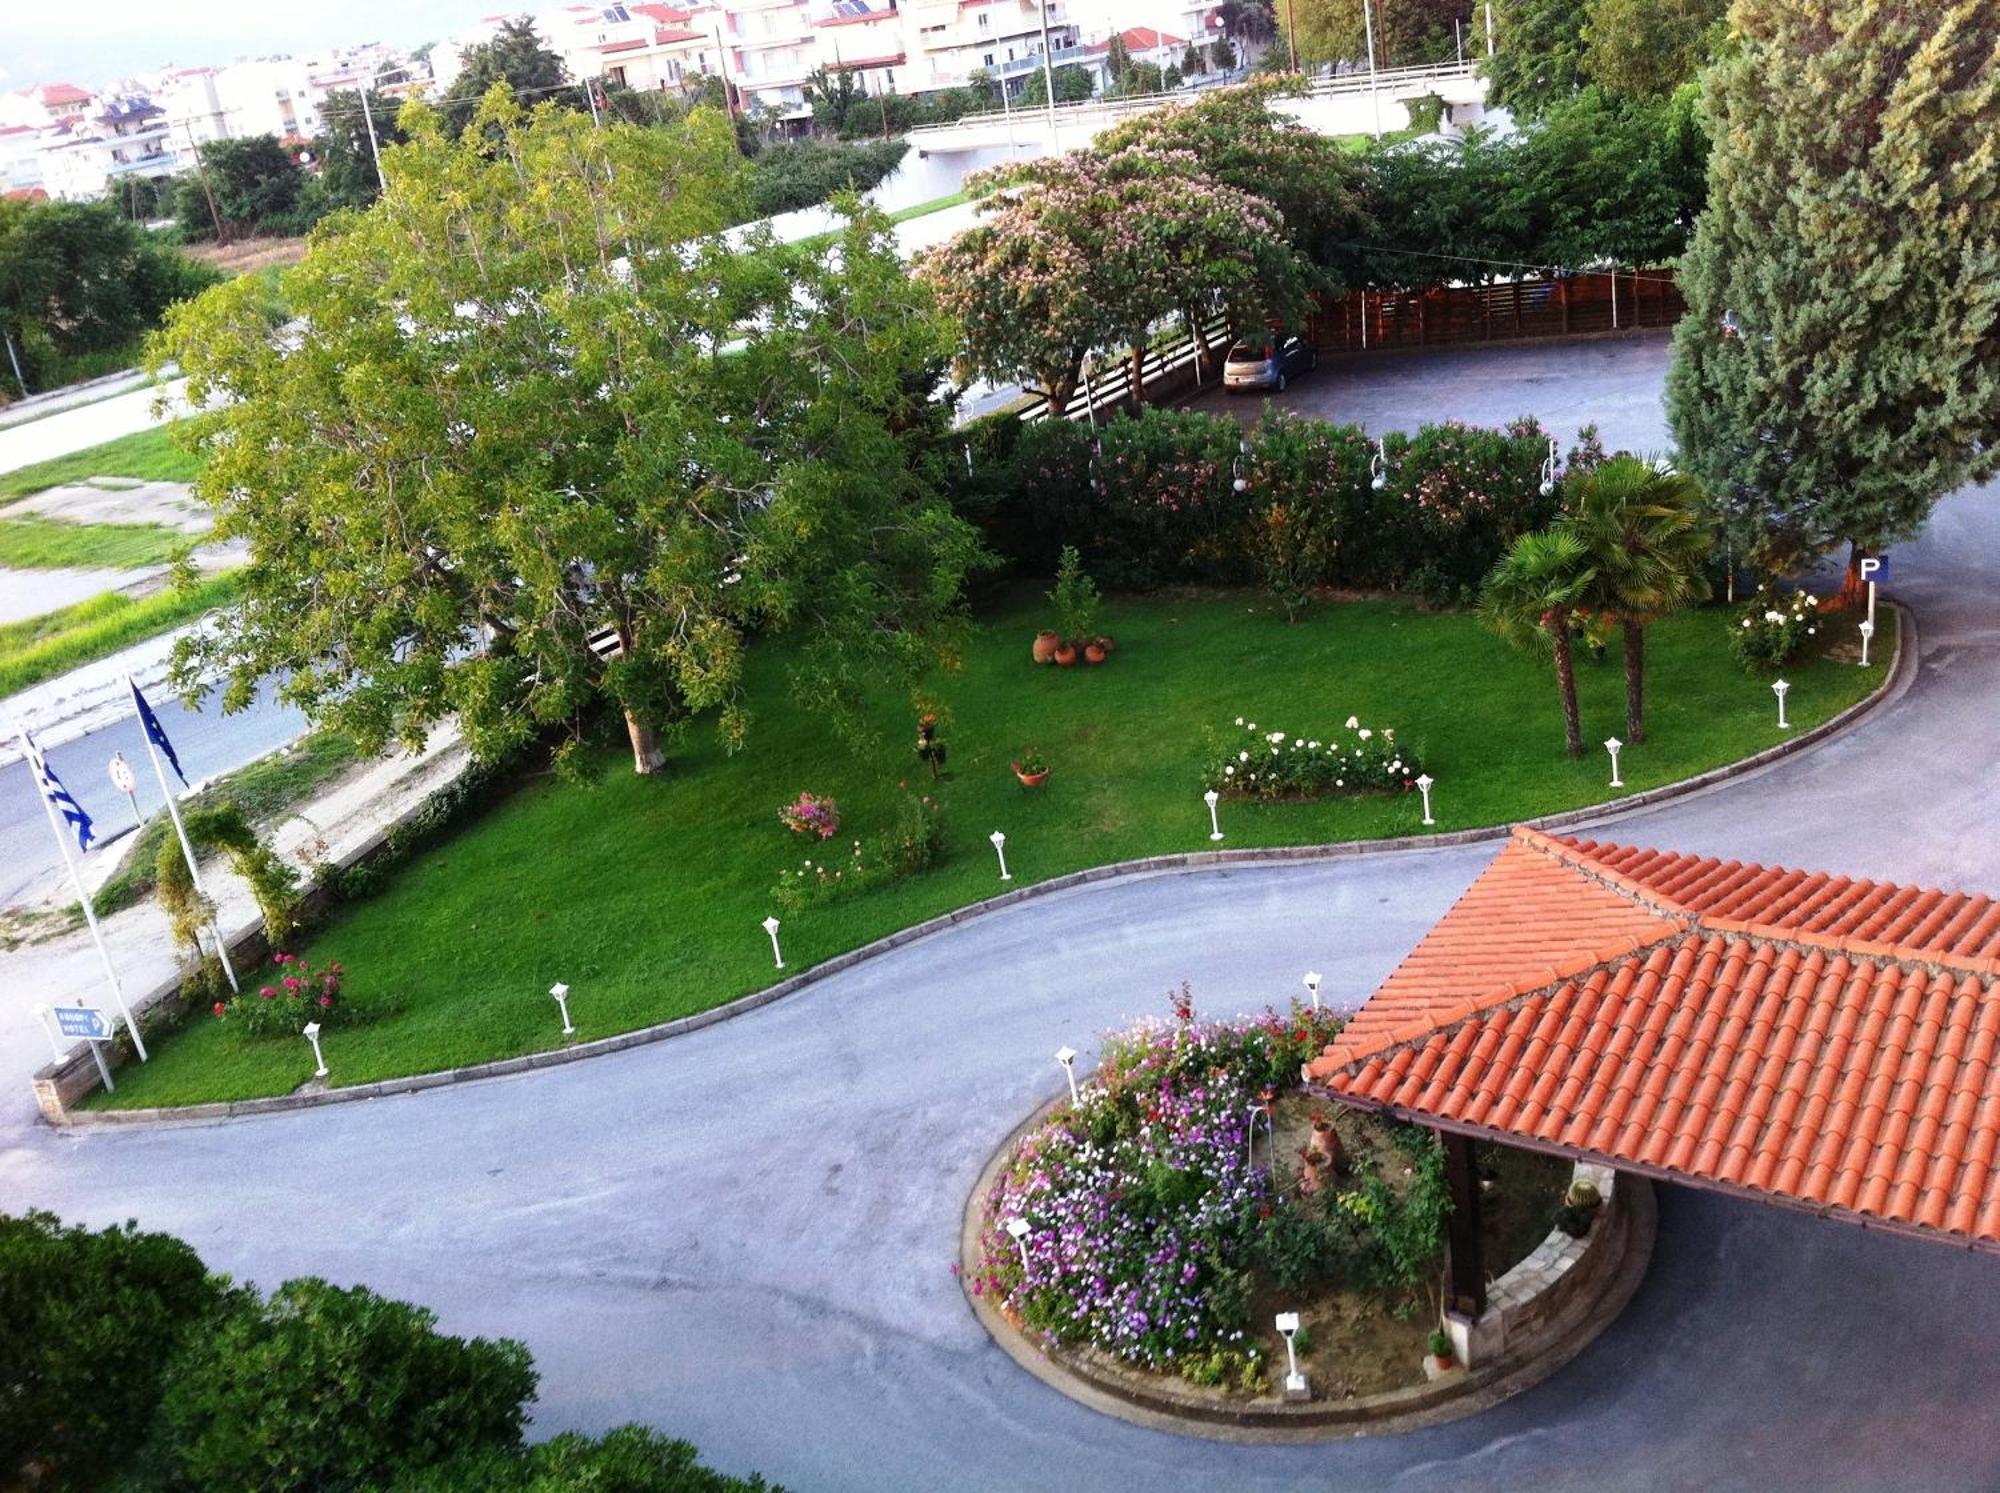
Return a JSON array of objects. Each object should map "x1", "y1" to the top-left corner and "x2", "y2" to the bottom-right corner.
[
  {"x1": 771, "y1": 788, "x2": 945, "y2": 913},
  {"x1": 1203, "y1": 717, "x2": 1424, "y2": 801},
  {"x1": 972, "y1": 1000, "x2": 1488, "y2": 1394}
]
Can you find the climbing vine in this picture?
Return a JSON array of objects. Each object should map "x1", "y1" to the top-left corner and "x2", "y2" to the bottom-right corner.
[{"x1": 155, "y1": 803, "x2": 301, "y2": 998}]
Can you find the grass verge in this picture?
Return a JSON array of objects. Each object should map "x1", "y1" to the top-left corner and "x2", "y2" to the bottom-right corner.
[
  {"x1": 92, "y1": 729, "x2": 365, "y2": 918},
  {"x1": 0, "y1": 515, "x2": 188, "y2": 569},
  {"x1": 88, "y1": 592, "x2": 1893, "y2": 1109},
  {"x1": 0, "y1": 574, "x2": 240, "y2": 699},
  {"x1": 0, "y1": 425, "x2": 200, "y2": 504}
]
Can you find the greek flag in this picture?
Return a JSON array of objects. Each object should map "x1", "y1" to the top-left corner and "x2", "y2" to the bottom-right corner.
[
  {"x1": 129, "y1": 678, "x2": 186, "y2": 787},
  {"x1": 25, "y1": 733, "x2": 94, "y2": 853}
]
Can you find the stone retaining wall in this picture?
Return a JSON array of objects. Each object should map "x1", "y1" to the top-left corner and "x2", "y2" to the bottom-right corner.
[{"x1": 1450, "y1": 1162, "x2": 1623, "y2": 1368}]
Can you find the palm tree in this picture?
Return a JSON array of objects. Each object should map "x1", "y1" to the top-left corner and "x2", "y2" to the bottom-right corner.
[
  {"x1": 1563, "y1": 457, "x2": 1715, "y2": 744},
  {"x1": 1480, "y1": 529, "x2": 1594, "y2": 759}
]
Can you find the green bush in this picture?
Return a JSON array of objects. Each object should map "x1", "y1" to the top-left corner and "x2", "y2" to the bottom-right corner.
[
  {"x1": 394, "y1": 1426, "x2": 778, "y2": 1491},
  {"x1": 153, "y1": 1277, "x2": 536, "y2": 1493},
  {"x1": 745, "y1": 139, "x2": 908, "y2": 219},
  {"x1": 0, "y1": 1212, "x2": 225, "y2": 1490},
  {"x1": 1728, "y1": 584, "x2": 1825, "y2": 673}
]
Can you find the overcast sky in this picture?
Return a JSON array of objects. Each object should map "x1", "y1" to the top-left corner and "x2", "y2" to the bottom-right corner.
[{"x1": 0, "y1": 0, "x2": 515, "y2": 90}]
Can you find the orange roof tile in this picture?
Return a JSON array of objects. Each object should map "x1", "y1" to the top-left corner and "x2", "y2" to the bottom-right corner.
[{"x1": 1309, "y1": 827, "x2": 2000, "y2": 1250}]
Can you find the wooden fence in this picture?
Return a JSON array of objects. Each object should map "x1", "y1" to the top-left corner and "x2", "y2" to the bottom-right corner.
[{"x1": 1313, "y1": 268, "x2": 1686, "y2": 355}]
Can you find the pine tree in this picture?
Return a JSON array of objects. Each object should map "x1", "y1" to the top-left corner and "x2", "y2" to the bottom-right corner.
[{"x1": 1666, "y1": 0, "x2": 2000, "y2": 599}]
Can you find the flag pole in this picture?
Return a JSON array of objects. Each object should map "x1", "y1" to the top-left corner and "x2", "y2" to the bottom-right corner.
[
  {"x1": 127, "y1": 676, "x2": 237, "y2": 993},
  {"x1": 21, "y1": 731, "x2": 147, "y2": 1061}
]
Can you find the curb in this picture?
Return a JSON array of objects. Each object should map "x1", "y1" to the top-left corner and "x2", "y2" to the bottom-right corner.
[
  {"x1": 58, "y1": 603, "x2": 1911, "y2": 1130},
  {"x1": 955, "y1": 1093, "x2": 1658, "y2": 1441}
]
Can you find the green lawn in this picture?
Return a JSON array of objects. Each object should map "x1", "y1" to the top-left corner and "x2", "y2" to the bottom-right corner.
[
  {"x1": 0, "y1": 425, "x2": 200, "y2": 504},
  {"x1": 0, "y1": 574, "x2": 239, "y2": 698},
  {"x1": 0, "y1": 515, "x2": 188, "y2": 569},
  {"x1": 91, "y1": 591, "x2": 1893, "y2": 1109}
]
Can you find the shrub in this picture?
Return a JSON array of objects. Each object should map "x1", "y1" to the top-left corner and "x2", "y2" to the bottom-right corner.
[
  {"x1": 215, "y1": 952, "x2": 366, "y2": 1039},
  {"x1": 392, "y1": 1427, "x2": 778, "y2": 1491},
  {"x1": 1048, "y1": 544, "x2": 1100, "y2": 642},
  {"x1": 777, "y1": 790, "x2": 841, "y2": 839},
  {"x1": 1728, "y1": 584, "x2": 1822, "y2": 672},
  {"x1": 1380, "y1": 417, "x2": 1564, "y2": 605},
  {"x1": 745, "y1": 138, "x2": 908, "y2": 218},
  {"x1": 1239, "y1": 411, "x2": 1370, "y2": 617},
  {"x1": 1204, "y1": 716, "x2": 1422, "y2": 800},
  {"x1": 771, "y1": 788, "x2": 944, "y2": 913},
  {"x1": 154, "y1": 1277, "x2": 536, "y2": 1493},
  {"x1": 0, "y1": 1212, "x2": 225, "y2": 1490}
]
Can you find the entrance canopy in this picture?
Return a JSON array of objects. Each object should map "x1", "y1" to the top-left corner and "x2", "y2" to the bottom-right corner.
[{"x1": 1308, "y1": 827, "x2": 2000, "y2": 1249}]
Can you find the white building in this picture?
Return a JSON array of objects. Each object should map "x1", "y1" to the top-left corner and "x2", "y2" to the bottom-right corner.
[{"x1": 37, "y1": 96, "x2": 177, "y2": 202}]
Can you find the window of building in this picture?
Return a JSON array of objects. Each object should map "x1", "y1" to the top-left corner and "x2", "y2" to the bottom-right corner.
[{"x1": 977, "y1": 11, "x2": 989, "y2": 25}]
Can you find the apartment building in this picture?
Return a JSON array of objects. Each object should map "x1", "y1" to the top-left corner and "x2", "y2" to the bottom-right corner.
[{"x1": 38, "y1": 96, "x2": 178, "y2": 202}]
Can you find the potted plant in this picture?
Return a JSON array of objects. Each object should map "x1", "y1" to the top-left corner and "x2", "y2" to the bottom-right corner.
[
  {"x1": 1033, "y1": 629, "x2": 1061, "y2": 665},
  {"x1": 1011, "y1": 746, "x2": 1050, "y2": 787},
  {"x1": 1083, "y1": 638, "x2": 1108, "y2": 665},
  {"x1": 1049, "y1": 546, "x2": 1100, "y2": 666},
  {"x1": 1053, "y1": 639, "x2": 1079, "y2": 667},
  {"x1": 1309, "y1": 1112, "x2": 1346, "y2": 1173},
  {"x1": 1428, "y1": 1328, "x2": 1455, "y2": 1370}
]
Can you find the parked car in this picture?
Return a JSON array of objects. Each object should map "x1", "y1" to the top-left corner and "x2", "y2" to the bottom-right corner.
[{"x1": 1223, "y1": 334, "x2": 1317, "y2": 393}]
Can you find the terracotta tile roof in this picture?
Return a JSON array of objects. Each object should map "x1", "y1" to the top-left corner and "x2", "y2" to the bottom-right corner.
[{"x1": 1310, "y1": 826, "x2": 2000, "y2": 1249}]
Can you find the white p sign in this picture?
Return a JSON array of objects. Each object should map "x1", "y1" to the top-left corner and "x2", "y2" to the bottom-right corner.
[{"x1": 1860, "y1": 556, "x2": 1884, "y2": 581}]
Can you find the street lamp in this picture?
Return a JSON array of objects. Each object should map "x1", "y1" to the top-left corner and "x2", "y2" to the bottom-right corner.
[
  {"x1": 1055, "y1": 1045, "x2": 1079, "y2": 1104},
  {"x1": 1604, "y1": 737, "x2": 1624, "y2": 789},
  {"x1": 1538, "y1": 437, "x2": 1559, "y2": 498},
  {"x1": 762, "y1": 915, "x2": 784, "y2": 969},
  {"x1": 1203, "y1": 789, "x2": 1223, "y2": 842},
  {"x1": 1370, "y1": 439, "x2": 1389, "y2": 491},
  {"x1": 990, "y1": 829, "x2": 1012, "y2": 881},
  {"x1": 1275, "y1": 1311, "x2": 1310, "y2": 1399},
  {"x1": 1772, "y1": 678, "x2": 1791, "y2": 730},
  {"x1": 1303, "y1": 970, "x2": 1322, "y2": 1010},
  {"x1": 302, "y1": 1020, "x2": 328, "y2": 1079},
  {"x1": 1005, "y1": 1215, "x2": 1032, "y2": 1275},
  {"x1": 1858, "y1": 618, "x2": 1875, "y2": 667},
  {"x1": 549, "y1": 981, "x2": 574, "y2": 1036},
  {"x1": 1415, "y1": 773, "x2": 1436, "y2": 826},
  {"x1": 1232, "y1": 437, "x2": 1249, "y2": 494}
]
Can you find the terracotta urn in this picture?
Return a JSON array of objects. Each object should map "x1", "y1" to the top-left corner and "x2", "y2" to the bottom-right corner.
[
  {"x1": 1032, "y1": 630, "x2": 1061, "y2": 664},
  {"x1": 1310, "y1": 1115, "x2": 1347, "y2": 1173},
  {"x1": 1053, "y1": 642, "x2": 1079, "y2": 667},
  {"x1": 1083, "y1": 641, "x2": 1108, "y2": 665}
]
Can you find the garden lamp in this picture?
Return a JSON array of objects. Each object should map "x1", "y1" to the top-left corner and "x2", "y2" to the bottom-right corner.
[
  {"x1": 1415, "y1": 773, "x2": 1436, "y2": 826},
  {"x1": 761, "y1": 915, "x2": 784, "y2": 969},
  {"x1": 549, "y1": 981, "x2": 574, "y2": 1036},
  {"x1": 1203, "y1": 788, "x2": 1223, "y2": 841},
  {"x1": 1720, "y1": 307, "x2": 1741, "y2": 339},
  {"x1": 1303, "y1": 970, "x2": 1322, "y2": 1010},
  {"x1": 1055, "y1": 1045, "x2": 1079, "y2": 1104},
  {"x1": 1858, "y1": 618, "x2": 1875, "y2": 668},
  {"x1": 1232, "y1": 437, "x2": 1249, "y2": 494},
  {"x1": 1604, "y1": 737, "x2": 1624, "y2": 789},
  {"x1": 1538, "y1": 437, "x2": 1559, "y2": 498},
  {"x1": 1004, "y1": 1215, "x2": 1032, "y2": 1275},
  {"x1": 1275, "y1": 1311, "x2": 1309, "y2": 1397},
  {"x1": 989, "y1": 829, "x2": 1011, "y2": 881},
  {"x1": 1772, "y1": 678, "x2": 1791, "y2": 730},
  {"x1": 302, "y1": 1020, "x2": 328, "y2": 1079},
  {"x1": 1370, "y1": 438, "x2": 1389, "y2": 491}
]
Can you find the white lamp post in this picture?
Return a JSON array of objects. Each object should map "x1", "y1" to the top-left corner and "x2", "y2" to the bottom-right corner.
[
  {"x1": 1005, "y1": 1215, "x2": 1032, "y2": 1276},
  {"x1": 1055, "y1": 1045, "x2": 1079, "y2": 1104},
  {"x1": 549, "y1": 981, "x2": 574, "y2": 1036},
  {"x1": 762, "y1": 915, "x2": 784, "y2": 969},
  {"x1": 302, "y1": 1020, "x2": 328, "y2": 1079},
  {"x1": 1537, "y1": 436, "x2": 1559, "y2": 497},
  {"x1": 1604, "y1": 736, "x2": 1624, "y2": 789},
  {"x1": 1369, "y1": 439, "x2": 1389, "y2": 491},
  {"x1": 1772, "y1": 678, "x2": 1791, "y2": 730},
  {"x1": 1303, "y1": 970, "x2": 1322, "y2": 1011},
  {"x1": 1275, "y1": 1311, "x2": 1309, "y2": 1399},
  {"x1": 1858, "y1": 618, "x2": 1875, "y2": 668},
  {"x1": 1415, "y1": 773, "x2": 1436, "y2": 826},
  {"x1": 1203, "y1": 789, "x2": 1223, "y2": 842},
  {"x1": 1231, "y1": 438, "x2": 1249, "y2": 494},
  {"x1": 989, "y1": 829, "x2": 1012, "y2": 881}
]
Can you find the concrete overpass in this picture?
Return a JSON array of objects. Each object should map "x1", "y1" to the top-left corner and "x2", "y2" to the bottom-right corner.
[{"x1": 902, "y1": 61, "x2": 1488, "y2": 155}]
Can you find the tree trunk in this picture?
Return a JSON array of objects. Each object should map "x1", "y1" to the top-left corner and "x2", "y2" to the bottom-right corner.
[
  {"x1": 1830, "y1": 538, "x2": 1868, "y2": 611},
  {"x1": 624, "y1": 709, "x2": 665, "y2": 775},
  {"x1": 1129, "y1": 343, "x2": 1147, "y2": 411},
  {"x1": 1623, "y1": 619, "x2": 1645, "y2": 745},
  {"x1": 1551, "y1": 609, "x2": 1583, "y2": 758}
]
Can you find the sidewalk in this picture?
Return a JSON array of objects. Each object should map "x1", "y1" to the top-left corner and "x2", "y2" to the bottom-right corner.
[{"x1": 0, "y1": 724, "x2": 468, "y2": 1130}]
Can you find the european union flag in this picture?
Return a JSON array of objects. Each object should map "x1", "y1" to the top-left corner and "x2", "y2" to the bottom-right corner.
[
  {"x1": 129, "y1": 678, "x2": 186, "y2": 787},
  {"x1": 24, "y1": 733, "x2": 94, "y2": 853}
]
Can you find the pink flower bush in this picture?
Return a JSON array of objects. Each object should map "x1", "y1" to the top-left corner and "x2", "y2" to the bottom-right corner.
[
  {"x1": 218, "y1": 954, "x2": 351, "y2": 1039},
  {"x1": 778, "y1": 791, "x2": 841, "y2": 840}
]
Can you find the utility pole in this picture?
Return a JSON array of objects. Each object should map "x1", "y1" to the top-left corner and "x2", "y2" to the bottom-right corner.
[
  {"x1": 582, "y1": 76, "x2": 604, "y2": 127},
  {"x1": 357, "y1": 82, "x2": 387, "y2": 193},
  {"x1": 1362, "y1": 0, "x2": 1382, "y2": 137},
  {"x1": 1485, "y1": 0, "x2": 1495, "y2": 56},
  {"x1": 1036, "y1": 0, "x2": 1060, "y2": 145},
  {"x1": 178, "y1": 121, "x2": 226, "y2": 244},
  {"x1": 713, "y1": 25, "x2": 738, "y2": 122},
  {"x1": 1284, "y1": 0, "x2": 1298, "y2": 73}
]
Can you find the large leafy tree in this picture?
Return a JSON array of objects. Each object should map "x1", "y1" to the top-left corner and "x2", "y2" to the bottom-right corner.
[
  {"x1": 918, "y1": 145, "x2": 1307, "y2": 413},
  {"x1": 1280, "y1": 0, "x2": 1471, "y2": 67},
  {"x1": 1562, "y1": 456, "x2": 1713, "y2": 742},
  {"x1": 1482, "y1": 0, "x2": 1592, "y2": 116},
  {"x1": 159, "y1": 92, "x2": 983, "y2": 776},
  {"x1": 175, "y1": 134, "x2": 304, "y2": 240},
  {"x1": 1584, "y1": 0, "x2": 1727, "y2": 99},
  {"x1": 1667, "y1": 0, "x2": 2000, "y2": 597},
  {"x1": 313, "y1": 87, "x2": 409, "y2": 210},
  {"x1": 441, "y1": 17, "x2": 575, "y2": 134}
]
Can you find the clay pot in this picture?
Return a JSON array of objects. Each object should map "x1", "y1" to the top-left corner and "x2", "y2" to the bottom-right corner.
[
  {"x1": 1434, "y1": 1351, "x2": 1455, "y2": 1370},
  {"x1": 1310, "y1": 1117, "x2": 1347, "y2": 1173},
  {"x1": 1053, "y1": 642, "x2": 1079, "y2": 667},
  {"x1": 1297, "y1": 1152, "x2": 1327, "y2": 1196},
  {"x1": 1092, "y1": 634, "x2": 1116, "y2": 655},
  {"x1": 1083, "y1": 641, "x2": 1108, "y2": 665},
  {"x1": 1032, "y1": 630, "x2": 1060, "y2": 665},
  {"x1": 1014, "y1": 769, "x2": 1050, "y2": 787}
]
